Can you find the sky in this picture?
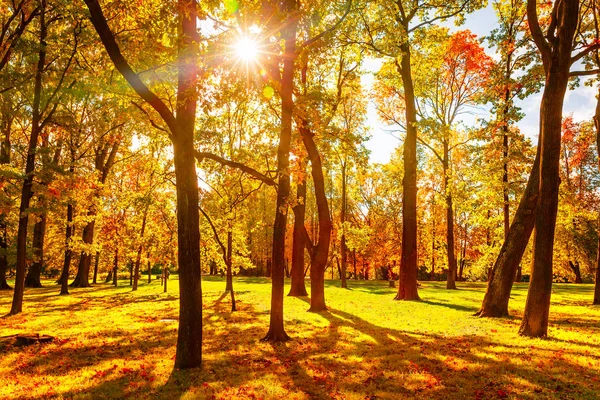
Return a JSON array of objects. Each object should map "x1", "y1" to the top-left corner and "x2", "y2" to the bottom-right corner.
[{"x1": 363, "y1": 5, "x2": 599, "y2": 164}]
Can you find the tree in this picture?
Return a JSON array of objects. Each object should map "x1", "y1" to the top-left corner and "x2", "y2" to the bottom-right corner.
[
  {"x1": 519, "y1": 0, "x2": 581, "y2": 337},
  {"x1": 83, "y1": 0, "x2": 203, "y2": 368}
]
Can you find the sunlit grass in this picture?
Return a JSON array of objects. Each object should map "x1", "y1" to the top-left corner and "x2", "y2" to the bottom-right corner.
[{"x1": 1, "y1": 277, "x2": 599, "y2": 399}]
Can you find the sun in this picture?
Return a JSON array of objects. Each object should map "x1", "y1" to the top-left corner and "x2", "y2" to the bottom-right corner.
[{"x1": 234, "y1": 37, "x2": 259, "y2": 62}]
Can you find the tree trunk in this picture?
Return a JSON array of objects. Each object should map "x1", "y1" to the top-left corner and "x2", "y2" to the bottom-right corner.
[
  {"x1": 59, "y1": 204, "x2": 73, "y2": 295},
  {"x1": 112, "y1": 248, "x2": 118, "y2": 287},
  {"x1": 262, "y1": 1, "x2": 296, "y2": 342},
  {"x1": 10, "y1": 4, "x2": 47, "y2": 314},
  {"x1": 24, "y1": 214, "x2": 46, "y2": 288},
  {"x1": 0, "y1": 94, "x2": 12, "y2": 290},
  {"x1": 340, "y1": 161, "x2": 347, "y2": 289},
  {"x1": 132, "y1": 205, "x2": 148, "y2": 291},
  {"x1": 147, "y1": 253, "x2": 151, "y2": 284},
  {"x1": 289, "y1": 179, "x2": 308, "y2": 296},
  {"x1": 70, "y1": 219, "x2": 95, "y2": 288},
  {"x1": 225, "y1": 230, "x2": 233, "y2": 292},
  {"x1": 395, "y1": 40, "x2": 420, "y2": 301},
  {"x1": 444, "y1": 140, "x2": 457, "y2": 290},
  {"x1": 476, "y1": 148, "x2": 540, "y2": 317},
  {"x1": 519, "y1": 0, "x2": 578, "y2": 338},
  {"x1": 353, "y1": 248, "x2": 357, "y2": 279},
  {"x1": 92, "y1": 251, "x2": 100, "y2": 284},
  {"x1": 300, "y1": 124, "x2": 332, "y2": 313},
  {"x1": 105, "y1": 269, "x2": 112, "y2": 283}
]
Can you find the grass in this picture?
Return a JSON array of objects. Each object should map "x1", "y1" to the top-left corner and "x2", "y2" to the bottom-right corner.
[{"x1": 1, "y1": 277, "x2": 599, "y2": 399}]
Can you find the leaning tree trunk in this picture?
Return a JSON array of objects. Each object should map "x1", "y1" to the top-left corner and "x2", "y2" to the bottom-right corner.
[
  {"x1": 132, "y1": 205, "x2": 148, "y2": 291},
  {"x1": 395, "y1": 39, "x2": 420, "y2": 301},
  {"x1": 262, "y1": 1, "x2": 296, "y2": 342},
  {"x1": 24, "y1": 214, "x2": 47, "y2": 288},
  {"x1": 289, "y1": 179, "x2": 308, "y2": 296},
  {"x1": 10, "y1": 5, "x2": 47, "y2": 314},
  {"x1": 443, "y1": 142, "x2": 458, "y2": 290},
  {"x1": 476, "y1": 149, "x2": 539, "y2": 317},
  {"x1": 519, "y1": 0, "x2": 578, "y2": 338}
]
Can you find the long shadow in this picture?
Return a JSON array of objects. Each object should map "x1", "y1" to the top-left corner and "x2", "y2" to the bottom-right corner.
[{"x1": 421, "y1": 299, "x2": 480, "y2": 313}]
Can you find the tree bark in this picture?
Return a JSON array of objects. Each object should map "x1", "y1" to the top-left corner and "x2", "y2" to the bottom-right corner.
[
  {"x1": 132, "y1": 204, "x2": 149, "y2": 291},
  {"x1": 70, "y1": 219, "x2": 94, "y2": 288},
  {"x1": 519, "y1": 0, "x2": 578, "y2": 338},
  {"x1": 0, "y1": 95, "x2": 12, "y2": 290},
  {"x1": 340, "y1": 161, "x2": 348, "y2": 289},
  {"x1": 24, "y1": 214, "x2": 47, "y2": 288},
  {"x1": 92, "y1": 251, "x2": 100, "y2": 284},
  {"x1": 595, "y1": 86, "x2": 600, "y2": 305},
  {"x1": 289, "y1": 179, "x2": 308, "y2": 296},
  {"x1": 262, "y1": 0, "x2": 296, "y2": 342},
  {"x1": 395, "y1": 39, "x2": 420, "y2": 301},
  {"x1": 60, "y1": 202, "x2": 74, "y2": 295},
  {"x1": 443, "y1": 139, "x2": 458, "y2": 289},
  {"x1": 10, "y1": 3, "x2": 47, "y2": 314},
  {"x1": 113, "y1": 248, "x2": 118, "y2": 287}
]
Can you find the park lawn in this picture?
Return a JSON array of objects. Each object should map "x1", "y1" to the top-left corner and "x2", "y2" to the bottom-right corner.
[{"x1": 0, "y1": 277, "x2": 599, "y2": 400}]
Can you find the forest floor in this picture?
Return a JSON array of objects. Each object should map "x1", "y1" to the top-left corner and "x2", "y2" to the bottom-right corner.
[{"x1": 0, "y1": 277, "x2": 599, "y2": 400}]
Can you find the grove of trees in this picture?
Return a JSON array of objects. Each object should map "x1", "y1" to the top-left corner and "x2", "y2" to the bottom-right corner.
[{"x1": 1, "y1": 0, "x2": 599, "y2": 368}]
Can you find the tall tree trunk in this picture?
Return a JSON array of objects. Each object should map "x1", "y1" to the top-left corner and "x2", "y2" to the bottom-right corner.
[
  {"x1": 113, "y1": 248, "x2": 118, "y2": 287},
  {"x1": 70, "y1": 219, "x2": 95, "y2": 287},
  {"x1": 340, "y1": 161, "x2": 348, "y2": 289},
  {"x1": 147, "y1": 252, "x2": 151, "y2": 283},
  {"x1": 395, "y1": 40, "x2": 420, "y2": 301},
  {"x1": 225, "y1": 230, "x2": 233, "y2": 292},
  {"x1": 289, "y1": 179, "x2": 308, "y2": 296},
  {"x1": 300, "y1": 125, "x2": 332, "y2": 313},
  {"x1": 502, "y1": 52, "x2": 513, "y2": 242},
  {"x1": 24, "y1": 214, "x2": 47, "y2": 288},
  {"x1": 476, "y1": 149, "x2": 540, "y2": 317},
  {"x1": 353, "y1": 248, "x2": 357, "y2": 279},
  {"x1": 92, "y1": 251, "x2": 100, "y2": 284},
  {"x1": 0, "y1": 95, "x2": 13, "y2": 290},
  {"x1": 132, "y1": 205, "x2": 148, "y2": 291},
  {"x1": 262, "y1": 0, "x2": 296, "y2": 342},
  {"x1": 519, "y1": 0, "x2": 578, "y2": 338},
  {"x1": 60, "y1": 203, "x2": 74, "y2": 295},
  {"x1": 10, "y1": 3, "x2": 47, "y2": 314},
  {"x1": 443, "y1": 140, "x2": 457, "y2": 289},
  {"x1": 594, "y1": 86, "x2": 600, "y2": 305}
]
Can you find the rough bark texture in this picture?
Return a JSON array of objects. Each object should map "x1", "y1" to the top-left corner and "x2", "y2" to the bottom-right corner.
[
  {"x1": 395, "y1": 40, "x2": 420, "y2": 301},
  {"x1": 10, "y1": 4, "x2": 47, "y2": 314},
  {"x1": 519, "y1": 0, "x2": 578, "y2": 338},
  {"x1": 289, "y1": 179, "x2": 308, "y2": 296}
]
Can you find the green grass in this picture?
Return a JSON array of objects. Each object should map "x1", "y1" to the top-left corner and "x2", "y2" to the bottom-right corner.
[{"x1": 1, "y1": 277, "x2": 599, "y2": 399}]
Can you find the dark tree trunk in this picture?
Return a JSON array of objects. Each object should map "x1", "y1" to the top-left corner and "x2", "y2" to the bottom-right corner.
[
  {"x1": 476, "y1": 149, "x2": 539, "y2": 317},
  {"x1": 515, "y1": 266, "x2": 522, "y2": 283},
  {"x1": 0, "y1": 98, "x2": 11, "y2": 290},
  {"x1": 289, "y1": 179, "x2": 308, "y2": 296},
  {"x1": 92, "y1": 251, "x2": 100, "y2": 284},
  {"x1": 395, "y1": 40, "x2": 420, "y2": 301},
  {"x1": 60, "y1": 204, "x2": 73, "y2": 295},
  {"x1": 353, "y1": 248, "x2": 357, "y2": 279},
  {"x1": 147, "y1": 253, "x2": 151, "y2": 283},
  {"x1": 519, "y1": 0, "x2": 578, "y2": 338},
  {"x1": 70, "y1": 219, "x2": 94, "y2": 288},
  {"x1": 132, "y1": 205, "x2": 148, "y2": 291},
  {"x1": 262, "y1": 1, "x2": 296, "y2": 342},
  {"x1": 568, "y1": 261, "x2": 583, "y2": 284},
  {"x1": 10, "y1": 4, "x2": 47, "y2": 314},
  {"x1": 225, "y1": 231, "x2": 233, "y2": 292},
  {"x1": 113, "y1": 248, "x2": 118, "y2": 287},
  {"x1": 24, "y1": 214, "x2": 47, "y2": 288},
  {"x1": 443, "y1": 140, "x2": 458, "y2": 290},
  {"x1": 300, "y1": 125, "x2": 332, "y2": 313},
  {"x1": 105, "y1": 269, "x2": 112, "y2": 283},
  {"x1": 340, "y1": 161, "x2": 347, "y2": 289},
  {"x1": 595, "y1": 87, "x2": 600, "y2": 305}
]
